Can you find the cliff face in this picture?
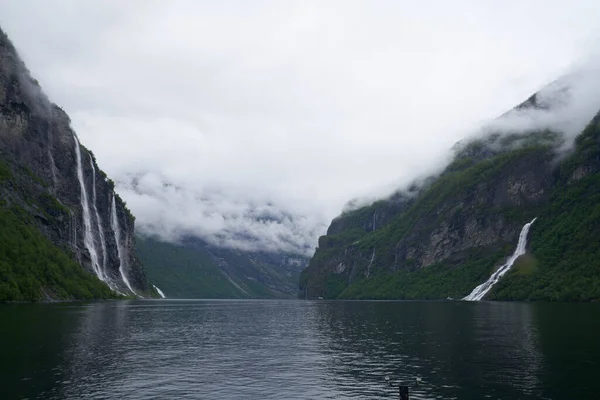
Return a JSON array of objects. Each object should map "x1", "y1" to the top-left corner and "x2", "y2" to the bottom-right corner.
[
  {"x1": 0, "y1": 27, "x2": 151, "y2": 298},
  {"x1": 301, "y1": 98, "x2": 600, "y2": 301}
]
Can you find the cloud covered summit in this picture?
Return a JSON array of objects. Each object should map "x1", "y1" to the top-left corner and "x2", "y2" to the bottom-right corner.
[{"x1": 2, "y1": 0, "x2": 600, "y2": 255}]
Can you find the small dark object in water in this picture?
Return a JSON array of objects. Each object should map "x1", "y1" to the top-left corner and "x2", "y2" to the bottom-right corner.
[{"x1": 399, "y1": 385, "x2": 409, "y2": 400}]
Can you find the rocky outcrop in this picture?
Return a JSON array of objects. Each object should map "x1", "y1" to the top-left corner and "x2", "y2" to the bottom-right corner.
[
  {"x1": 301, "y1": 142, "x2": 556, "y2": 298},
  {"x1": 0, "y1": 27, "x2": 150, "y2": 296},
  {"x1": 301, "y1": 94, "x2": 600, "y2": 300}
]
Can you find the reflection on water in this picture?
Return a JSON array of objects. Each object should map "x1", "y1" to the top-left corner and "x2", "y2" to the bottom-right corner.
[
  {"x1": 469, "y1": 302, "x2": 542, "y2": 396},
  {"x1": 312, "y1": 301, "x2": 545, "y2": 400},
  {"x1": 1, "y1": 300, "x2": 599, "y2": 399}
]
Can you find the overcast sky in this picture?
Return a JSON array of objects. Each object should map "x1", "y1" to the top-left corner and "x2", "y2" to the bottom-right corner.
[{"x1": 1, "y1": 1, "x2": 600, "y2": 255}]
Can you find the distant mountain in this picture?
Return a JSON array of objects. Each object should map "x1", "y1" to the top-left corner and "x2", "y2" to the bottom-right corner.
[
  {"x1": 301, "y1": 77, "x2": 600, "y2": 302},
  {"x1": 0, "y1": 27, "x2": 156, "y2": 300},
  {"x1": 137, "y1": 235, "x2": 308, "y2": 299}
]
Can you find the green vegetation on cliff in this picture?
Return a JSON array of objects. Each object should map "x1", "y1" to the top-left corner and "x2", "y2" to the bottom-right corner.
[
  {"x1": 138, "y1": 236, "x2": 306, "y2": 299},
  {"x1": 338, "y1": 248, "x2": 509, "y2": 300},
  {"x1": 357, "y1": 146, "x2": 545, "y2": 259},
  {"x1": 137, "y1": 237, "x2": 245, "y2": 299},
  {"x1": 0, "y1": 157, "x2": 116, "y2": 302},
  {"x1": 0, "y1": 160, "x2": 11, "y2": 181},
  {"x1": 0, "y1": 204, "x2": 115, "y2": 301},
  {"x1": 301, "y1": 114, "x2": 600, "y2": 302},
  {"x1": 301, "y1": 144, "x2": 550, "y2": 299},
  {"x1": 0, "y1": 25, "x2": 150, "y2": 299},
  {"x1": 492, "y1": 117, "x2": 600, "y2": 301}
]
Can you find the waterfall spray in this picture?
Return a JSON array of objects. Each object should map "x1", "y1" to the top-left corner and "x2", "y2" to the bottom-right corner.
[
  {"x1": 73, "y1": 135, "x2": 103, "y2": 280},
  {"x1": 463, "y1": 218, "x2": 537, "y2": 301},
  {"x1": 110, "y1": 194, "x2": 137, "y2": 295}
]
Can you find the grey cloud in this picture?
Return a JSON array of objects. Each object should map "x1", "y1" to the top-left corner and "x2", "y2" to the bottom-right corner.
[
  {"x1": 342, "y1": 59, "x2": 600, "y2": 213},
  {"x1": 1, "y1": 1, "x2": 600, "y2": 255},
  {"x1": 117, "y1": 171, "x2": 325, "y2": 255}
]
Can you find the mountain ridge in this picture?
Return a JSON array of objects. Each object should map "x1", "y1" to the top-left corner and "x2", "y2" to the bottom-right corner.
[{"x1": 300, "y1": 83, "x2": 600, "y2": 301}]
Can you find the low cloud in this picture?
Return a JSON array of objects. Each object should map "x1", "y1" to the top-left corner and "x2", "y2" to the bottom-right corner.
[
  {"x1": 343, "y1": 58, "x2": 600, "y2": 213},
  {"x1": 2, "y1": 1, "x2": 600, "y2": 255},
  {"x1": 117, "y1": 171, "x2": 325, "y2": 255},
  {"x1": 481, "y1": 59, "x2": 600, "y2": 150}
]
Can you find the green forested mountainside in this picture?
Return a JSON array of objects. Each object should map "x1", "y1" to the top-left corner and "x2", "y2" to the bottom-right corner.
[
  {"x1": 1, "y1": 26, "x2": 152, "y2": 300},
  {"x1": 492, "y1": 115, "x2": 600, "y2": 301},
  {"x1": 137, "y1": 236, "x2": 306, "y2": 299},
  {"x1": 137, "y1": 237, "x2": 244, "y2": 299},
  {"x1": 301, "y1": 113, "x2": 600, "y2": 302},
  {"x1": 0, "y1": 201, "x2": 115, "y2": 301},
  {"x1": 337, "y1": 248, "x2": 509, "y2": 300},
  {"x1": 1, "y1": 158, "x2": 116, "y2": 301}
]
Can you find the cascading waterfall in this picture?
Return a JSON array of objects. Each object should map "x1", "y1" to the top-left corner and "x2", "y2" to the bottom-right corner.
[
  {"x1": 366, "y1": 249, "x2": 376, "y2": 278},
  {"x1": 153, "y1": 284, "x2": 166, "y2": 299},
  {"x1": 463, "y1": 218, "x2": 537, "y2": 301},
  {"x1": 46, "y1": 124, "x2": 58, "y2": 190},
  {"x1": 110, "y1": 194, "x2": 137, "y2": 295},
  {"x1": 89, "y1": 156, "x2": 111, "y2": 287},
  {"x1": 73, "y1": 135, "x2": 103, "y2": 280}
]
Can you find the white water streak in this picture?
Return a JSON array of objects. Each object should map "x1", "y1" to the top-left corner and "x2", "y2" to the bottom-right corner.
[
  {"x1": 153, "y1": 284, "x2": 166, "y2": 299},
  {"x1": 47, "y1": 124, "x2": 58, "y2": 190},
  {"x1": 463, "y1": 218, "x2": 537, "y2": 301},
  {"x1": 73, "y1": 135, "x2": 102, "y2": 280},
  {"x1": 110, "y1": 195, "x2": 137, "y2": 295},
  {"x1": 90, "y1": 156, "x2": 111, "y2": 286},
  {"x1": 366, "y1": 249, "x2": 375, "y2": 278}
]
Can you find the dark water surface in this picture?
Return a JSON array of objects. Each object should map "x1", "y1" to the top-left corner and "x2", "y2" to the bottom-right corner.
[{"x1": 1, "y1": 300, "x2": 599, "y2": 399}]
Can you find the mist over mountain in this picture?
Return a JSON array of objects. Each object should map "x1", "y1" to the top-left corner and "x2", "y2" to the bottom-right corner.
[
  {"x1": 3, "y1": 4, "x2": 600, "y2": 400},
  {"x1": 341, "y1": 60, "x2": 600, "y2": 215},
  {"x1": 2, "y1": 1, "x2": 600, "y2": 261},
  {"x1": 116, "y1": 171, "x2": 325, "y2": 256},
  {"x1": 302, "y1": 70, "x2": 600, "y2": 301}
]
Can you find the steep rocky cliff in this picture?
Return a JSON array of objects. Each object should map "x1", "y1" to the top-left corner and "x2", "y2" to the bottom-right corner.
[
  {"x1": 0, "y1": 27, "x2": 153, "y2": 300},
  {"x1": 301, "y1": 89, "x2": 600, "y2": 301}
]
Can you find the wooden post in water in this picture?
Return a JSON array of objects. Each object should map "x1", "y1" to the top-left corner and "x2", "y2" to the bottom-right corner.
[{"x1": 399, "y1": 385, "x2": 409, "y2": 400}]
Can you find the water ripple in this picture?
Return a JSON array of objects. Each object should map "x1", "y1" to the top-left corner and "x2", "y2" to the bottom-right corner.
[{"x1": 2, "y1": 300, "x2": 600, "y2": 399}]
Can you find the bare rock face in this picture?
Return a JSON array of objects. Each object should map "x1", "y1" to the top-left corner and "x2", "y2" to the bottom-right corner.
[{"x1": 0, "y1": 27, "x2": 150, "y2": 296}]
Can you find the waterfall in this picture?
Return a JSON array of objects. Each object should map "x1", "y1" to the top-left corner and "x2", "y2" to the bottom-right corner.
[
  {"x1": 46, "y1": 124, "x2": 58, "y2": 190},
  {"x1": 153, "y1": 284, "x2": 166, "y2": 299},
  {"x1": 89, "y1": 156, "x2": 111, "y2": 287},
  {"x1": 463, "y1": 218, "x2": 537, "y2": 301},
  {"x1": 73, "y1": 135, "x2": 103, "y2": 280},
  {"x1": 365, "y1": 249, "x2": 375, "y2": 278},
  {"x1": 110, "y1": 194, "x2": 137, "y2": 295}
]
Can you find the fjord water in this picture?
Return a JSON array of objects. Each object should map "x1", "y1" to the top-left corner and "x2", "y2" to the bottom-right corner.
[{"x1": 1, "y1": 301, "x2": 599, "y2": 399}]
